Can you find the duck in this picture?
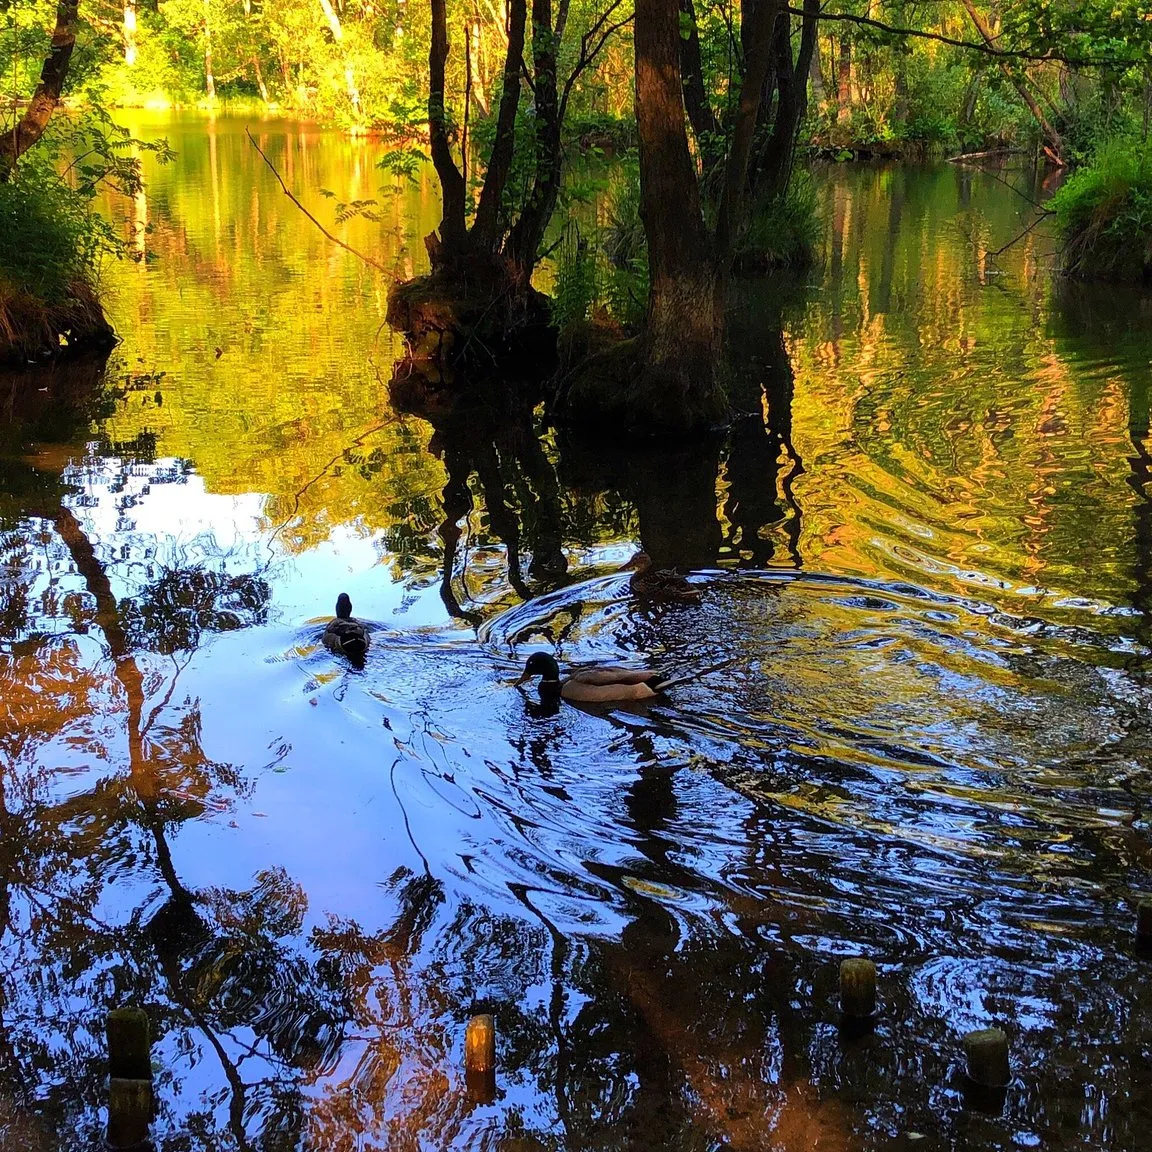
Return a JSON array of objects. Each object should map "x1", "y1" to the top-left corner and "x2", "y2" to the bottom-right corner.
[
  {"x1": 515, "y1": 652, "x2": 681, "y2": 703},
  {"x1": 322, "y1": 593, "x2": 370, "y2": 661},
  {"x1": 620, "y1": 551, "x2": 701, "y2": 603}
]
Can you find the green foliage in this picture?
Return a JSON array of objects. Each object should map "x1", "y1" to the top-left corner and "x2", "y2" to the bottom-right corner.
[
  {"x1": 550, "y1": 165, "x2": 647, "y2": 332},
  {"x1": 550, "y1": 224, "x2": 598, "y2": 329},
  {"x1": 0, "y1": 161, "x2": 114, "y2": 299},
  {"x1": 0, "y1": 3, "x2": 171, "y2": 308},
  {"x1": 740, "y1": 170, "x2": 821, "y2": 269},
  {"x1": 1051, "y1": 135, "x2": 1152, "y2": 281}
]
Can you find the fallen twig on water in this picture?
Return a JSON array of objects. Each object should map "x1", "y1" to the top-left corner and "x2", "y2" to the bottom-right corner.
[{"x1": 245, "y1": 127, "x2": 393, "y2": 276}]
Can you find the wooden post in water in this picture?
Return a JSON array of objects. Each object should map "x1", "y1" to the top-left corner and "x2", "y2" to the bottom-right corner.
[
  {"x1": 1137, "y1": 900, "x2": 1152, "y2": 948},
  {"x1": 465, "y1": 1013, "x2": 496, "y2": 1103},
  {"x1": 961, "y1": 1026, "x2": 1010, "y2": 1113},
  {"x1": 106, "y1": 1007, "x2": 153, "y2": 1148},
  {"x1": 963, "y1": 1027, "x2": 1009, "y2": 1086},
  {"x1": 839, "y1": 958, "x2": 877, "y2": 1019}
]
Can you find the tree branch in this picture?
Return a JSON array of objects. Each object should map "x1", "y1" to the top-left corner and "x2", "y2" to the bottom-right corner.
[
  {"x1": 244, "y1": 129, "x2": 392, "y2": 275},
  {"x1": 560, "y1": 0, "x2": 632, "y2": 121},
  {"x1": 787, "y1": 6, "x2": 1139, "y2": 68}
]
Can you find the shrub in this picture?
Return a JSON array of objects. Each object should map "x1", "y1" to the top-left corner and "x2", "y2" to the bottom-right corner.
[
  {"x1": 738, "y1": 169, "x2": 822, "y2": 270},
  {"x1": 0, "y1": 161, "x2": 116, "y2": 300},
  {"x1": 1051, "y1": 135, "x2": 1152, "y2": 281}
]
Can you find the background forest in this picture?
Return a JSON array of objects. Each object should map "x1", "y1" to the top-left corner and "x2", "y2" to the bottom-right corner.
[{"x1": 3, "y1": 0, "x2": 1152, "y2": 364}]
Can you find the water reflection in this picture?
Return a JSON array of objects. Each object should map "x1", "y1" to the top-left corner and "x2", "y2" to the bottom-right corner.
[{"x1": 5, "y1": 139, "x2": 1152, "y2": 1150}]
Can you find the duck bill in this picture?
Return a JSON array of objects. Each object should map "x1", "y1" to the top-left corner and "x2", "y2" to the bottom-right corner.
[{"x1": 513, "y1": 671, "x2": 531, "y2": 686}]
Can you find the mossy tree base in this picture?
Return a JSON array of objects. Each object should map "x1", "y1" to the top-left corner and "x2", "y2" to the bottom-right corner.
[
  {"x1": 386, "y1": 271, "x2": 556, "y2": 376},
  {"x1": 0, "y1": 281, "x2": 116, "y2": 366}
]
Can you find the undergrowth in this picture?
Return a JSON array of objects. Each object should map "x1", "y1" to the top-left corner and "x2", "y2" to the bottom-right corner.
[{"x1": 1051, "y1": 135, "x2": 1152, "y2": 281}]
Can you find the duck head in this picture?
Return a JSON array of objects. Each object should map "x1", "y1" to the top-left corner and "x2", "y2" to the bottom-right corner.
[
  {"x1": 335, "y1": 593, "x2": 353, "y2": 619},
  {"x1": 515, "y1": 652, "x2": 561, "y2": 686},
  {"x1": 620, "y1": 551, "x2": 652, "y2": 574}
]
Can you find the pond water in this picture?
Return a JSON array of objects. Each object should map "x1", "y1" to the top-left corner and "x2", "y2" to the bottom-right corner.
[{"x1": 2, "y1": 113, "x2": 1152, "y2": 1151}]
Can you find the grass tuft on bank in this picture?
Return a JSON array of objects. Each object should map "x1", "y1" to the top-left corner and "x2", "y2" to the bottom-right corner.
[
  {"x1": 0, "y1": 164, "x2": 117, "y2": 363},
  {"x1": 1051, "y1": 136, "x2": 1152, "y2": 282}
]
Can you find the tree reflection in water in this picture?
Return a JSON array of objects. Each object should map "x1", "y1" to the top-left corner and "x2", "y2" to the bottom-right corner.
[
  {"x1": 6, "y1": 308, "x2": 1151, "y2": 1151},
  {"x1": 0, "y1": 365, "x2": 343, "y2": 1147}
]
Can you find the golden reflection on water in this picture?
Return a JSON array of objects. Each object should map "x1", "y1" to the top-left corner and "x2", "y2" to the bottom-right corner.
[{"x1": 2, "y1": 120, "x2": 1152, "y2": 1150}]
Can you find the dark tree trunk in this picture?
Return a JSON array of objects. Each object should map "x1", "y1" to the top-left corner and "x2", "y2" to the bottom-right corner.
[
  {"x1": 678, "y1": 0, "x2": 717, "y2": 146},
  {"x1": 0, "y1": 0, "x2": 80, "y2": 178},
  {"x1": 755, "y1": 0, "x2": 817, "y2": 201},
  {"x1": 471, "y1": 0, "x2": 528, "y2": 252},
  {"x1": 632, "y1": 0, "x2": 723, "y2": 428},
  {"x1": 504, "y1": 0, "x2": 563, "y2": 282},
  {"x1": 714, "y1": 0, "x2": 779, "y2": 260},
  {"x1": 427, "y1": 0, "x2": 468, "y2": 260}
]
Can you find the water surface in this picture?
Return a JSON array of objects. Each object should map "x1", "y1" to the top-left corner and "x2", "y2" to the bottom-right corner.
[{"x1": 2, "y1": 117, "x2": 1152, "y2": 1150}]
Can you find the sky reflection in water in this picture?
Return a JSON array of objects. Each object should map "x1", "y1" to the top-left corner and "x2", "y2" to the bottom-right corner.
[{"x1": 1, "y1": 117, "x2": 1152, "y2": 1149}]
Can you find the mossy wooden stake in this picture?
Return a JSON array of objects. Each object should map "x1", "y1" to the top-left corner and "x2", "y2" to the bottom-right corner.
[
  {"x1": 963, "y1": 1027, "x2": 1010, "y2": 1087},
  {"x1": 107, "y1": 1077, "x2": 153, "y2": 1148},
  {"x1": 465, "y1": 1014, "x2": 496, "y2": 1102},
  {"x1": 839, "y1": 957, "x2": 877, "y2": 1019},
  {"x1": 1137, "y1": 900, "x2": 1152, "y2": 945},
  {"x1": 106, "y1": 1007, "x2": 151, "y2": 1081}
]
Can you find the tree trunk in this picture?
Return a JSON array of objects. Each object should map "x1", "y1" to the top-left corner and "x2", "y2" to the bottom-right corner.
[
  {"x1": 503, "y1": 0, "x2": 563, "y2": 280},
  {"x1": 318, "y1": 0, "x2": 362, "y2": 116},
  {"x1": 632, "y1": 0, "x2": 723, "y2": 429},
  {"x1": 253, "y1": 56, "x2": 270, "y2": 103},
  {"x1": 471, "y1": 0, "x2": 527, "y2": 253},
  {"x1": 836, "y1": 37, "x2": 851, "y2": 126},
  {"x1": 959, "y1": 0, "x2": 1064, "y2": 164},
  {"x1": 0, "y1": 0, "x2": 80, "y2": 178},
  {"x1": 809, "y1": 35, "x2": 826, "y2": 110},
  {"x1": 204, "y1": 0, "x2": 216, "y2": 100},
  {"x1": 428, "y1": 0, "x2": 468, "y2": 258},
  {"x1": 715, "y1": 0, "x2": 779, "y2": 261},
  {"x1": 754, "y1": 0, "x2": 816, "y2": 201},
  {"x1": 678, "y1": 0, "x2": 717, "y2": 145},
  {"x1": 469, "y1": 19, "x2": 489, "y2": 114},
  {"x1": 124, "y1": 0, "x2": 138, "y2": 66}
]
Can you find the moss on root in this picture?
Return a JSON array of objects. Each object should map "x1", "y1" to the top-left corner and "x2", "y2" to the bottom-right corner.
[{"x1": 386, "y1": 272, "x2": 555, "y2": 369}]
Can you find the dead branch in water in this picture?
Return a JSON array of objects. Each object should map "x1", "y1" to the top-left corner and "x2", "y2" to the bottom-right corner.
[
  {"x1": 244, "y1": 127, "x2": 393, "y2": 276},
  {"x1": 947, "y1": 148, "x2": 1029, "y2": 164}
]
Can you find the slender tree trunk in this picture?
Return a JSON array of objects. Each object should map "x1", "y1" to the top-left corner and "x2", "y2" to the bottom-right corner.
[
  {"x1": 252, "y1": 57, "x2": 270, "y2": 102},
  {"x1": 469, "y1": 19, "x2": 489, "y2": 114},
  {"x1": 959, "y1": 0, "x2": 1064, "y2": 164},
  {"x1": 203, "y1": 1, "x2": 216, "y2": 100},
  {"x1": 756, "y1": 0, "x2": 817, "y2": 200},
  {"x1": 836, "y1": 37, "x2": 851, "y2": 126},
  {"x1": 124, "y1": 0, "x2": 138, "y2": 66},
  {"x1": 428, "y1": 0, "x2": 468, "y2": 259},
  {"x1": 678, "y1": 0, "x2": 716, "y2": 145},
  {"x1": 808, "y1": 36, "x2": 826, "y2": 110},
  {"x1": 471, "y1": 0, "x2": 527, "y2": 253},
  {"x1": 715, "y1": 0, "x2": 779, "y2": 260},
  {"x1": 503, "y1": 0, "x2": 563, "y2": 280},
  {"x1": 318, "y1": 0, "x2": 362, "y2": 116},
  {"x1": 0, "y1": 0, "x2": 80, "y2": 178}
]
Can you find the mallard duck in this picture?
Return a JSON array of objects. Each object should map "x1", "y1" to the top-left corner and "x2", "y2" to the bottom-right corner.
[
  {"x1": 322, "y1": 593, "x2": 370, "y2": 661},
  {"x1": 515, "y1": 652, "x2": 680, "y2": 703},
  {"x1": 620, "y1": 551, "x2": 701, "y2": 603}
]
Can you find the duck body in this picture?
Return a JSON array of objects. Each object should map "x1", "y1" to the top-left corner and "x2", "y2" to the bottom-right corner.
[
  {"x1": 621, "y1": 551, "x2": 700, "y2": 603},
  {"x1": 516, "y1": 652, "x2": 677, "y2": 703},
  {"x1": 323, "y1": 593, "x2": 370, "y2": 661}
]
